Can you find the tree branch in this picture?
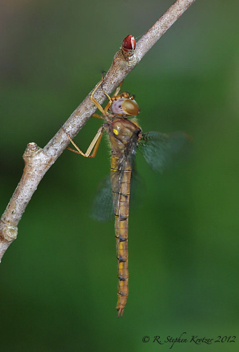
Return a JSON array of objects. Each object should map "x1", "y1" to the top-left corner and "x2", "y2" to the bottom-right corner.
[{"x1": 0, "y1": 0, "x2": 196, "y2": 261}]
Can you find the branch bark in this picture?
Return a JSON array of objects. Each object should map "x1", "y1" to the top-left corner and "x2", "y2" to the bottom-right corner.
[{"x1": 0, "y1": 0, "x2": 196, "y2": 261}]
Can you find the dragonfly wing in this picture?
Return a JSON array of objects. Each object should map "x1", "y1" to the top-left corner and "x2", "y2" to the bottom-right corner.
[
  {"x1": 91, "y1": 165, "x2": 132, "y2": 222},
  {"x1": 111, "y1": 166, "x2": 123, "y2": 215},
  {"x1": 111, "y1": 135, "x2": 138, "y2": 213},
  {"x1": 110, "y1": 154, "x2": 129, "y2": 215},
  {"x1": 138, "y1": 131, "x2": 190, "y2": 173},
  {"x1": 91, "y1": 136, "x2": 139, "y2": 221},
  {"x1": 90, "y1": 175, "x2": 114, "y2": 221}
]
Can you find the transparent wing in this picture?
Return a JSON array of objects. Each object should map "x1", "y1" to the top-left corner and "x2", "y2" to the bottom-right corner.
[
  {"x1": 110, "y1": 134, "x2": 138, "y2": 215},
  {"x1": 91, "y1": 149, "x2": 140, "y2": 222},
  {"x1": 90, "y1": 175, "x2": 114, "y2": 222},
  {"x1": 110, "y1": 153, "x2": 128, "y2": 215},
  {"x1": 138, "y1": 131, "x2": 190, "y2": 173}
]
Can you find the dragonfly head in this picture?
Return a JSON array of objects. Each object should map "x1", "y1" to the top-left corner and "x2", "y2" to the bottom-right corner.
[{"x1": 111, "y1": 94, "x2": 140, "y2": 117}]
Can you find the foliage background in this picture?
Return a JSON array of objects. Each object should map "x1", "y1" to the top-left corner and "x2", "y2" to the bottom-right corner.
[{"x1": 1, "y1": 0, "x2": 239, "y2": 351}]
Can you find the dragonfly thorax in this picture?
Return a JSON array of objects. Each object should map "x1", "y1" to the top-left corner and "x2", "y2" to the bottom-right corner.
[{"x1": 108, "y1": 118, "x2": 142, "y2": 153}]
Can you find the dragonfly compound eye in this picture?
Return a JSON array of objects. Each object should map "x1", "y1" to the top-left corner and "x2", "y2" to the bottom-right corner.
[
  {"x1": 111, "y1": 98, "x2": 140, "y2": 116},
  {"x1": 122, "y1": 99, "x2": 140, "y2": 116}
]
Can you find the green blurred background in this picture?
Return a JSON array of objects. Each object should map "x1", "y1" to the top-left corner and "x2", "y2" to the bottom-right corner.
[{"x1": 1, "y1": 0, "x2": 239, "y2": 351}]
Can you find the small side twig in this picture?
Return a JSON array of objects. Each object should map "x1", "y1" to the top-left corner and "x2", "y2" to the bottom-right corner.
[
  {"x1": 0, "y1": 143, "x2": 51, "y2": 259},
  {"x1": 0, "y1": 0, "x2": 196, "y2": 262}
]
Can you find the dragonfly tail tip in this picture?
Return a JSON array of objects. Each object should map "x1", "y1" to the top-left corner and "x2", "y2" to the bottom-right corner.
[{"x1": 117, "y1": 308, "x2": 124, "y2": 318}]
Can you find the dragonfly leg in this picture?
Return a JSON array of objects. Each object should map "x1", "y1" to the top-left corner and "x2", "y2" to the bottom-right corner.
[
  {"x1": 62, "y1": 126, "x2": 104, "y2": 158},
  {"x1": 91, "y1": 77, "x2": 124, "y2": 116},
  {"x1": 103, "y1": 81, "x2": 123, "y2": 114},
  {"x1": 92, "y1": 113, "x2": 104, "y2": 120},
  {"x1": 112, "y1": 80, "x2": 123, "y2": 97},
  {"x1": 90, "y1": 80, "x2": 107, "y2": 116}
]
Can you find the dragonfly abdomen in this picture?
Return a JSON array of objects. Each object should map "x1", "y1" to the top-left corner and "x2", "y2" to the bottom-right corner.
[
  {"x1": 111, "y1": 159, "x2": 132, "y2": 317},
  {"x1": 115, "y1": 214, "x2": 129, "y2": 318}
]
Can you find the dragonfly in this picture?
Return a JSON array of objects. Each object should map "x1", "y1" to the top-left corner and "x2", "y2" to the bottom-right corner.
[{"x1": 63, "y1": 78, "x2": 188, "y2": 317}]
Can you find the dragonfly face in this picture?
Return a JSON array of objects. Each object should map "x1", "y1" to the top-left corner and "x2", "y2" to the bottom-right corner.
[
  {"x1": 110, "y1": 94, "x2": 140, "y2": 117},
  {"x1": 63, "y1": 79, "x2": 189, "y2": 317}
]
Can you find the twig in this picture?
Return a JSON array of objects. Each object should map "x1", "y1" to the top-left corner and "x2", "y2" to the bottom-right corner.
[{"x1": 0, "y1": 0, "x2": 196, "y2": 262}]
